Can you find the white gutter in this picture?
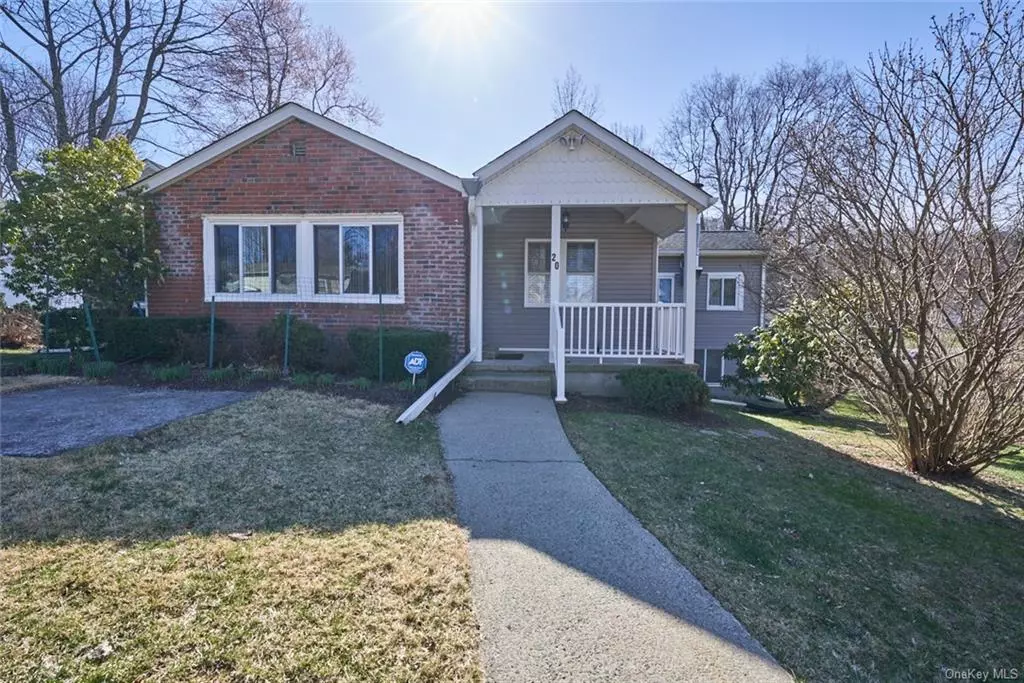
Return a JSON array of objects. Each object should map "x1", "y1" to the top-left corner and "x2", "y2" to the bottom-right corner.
[{"x1": 396, "y1": 350, "x2": 477, "y2": 424}]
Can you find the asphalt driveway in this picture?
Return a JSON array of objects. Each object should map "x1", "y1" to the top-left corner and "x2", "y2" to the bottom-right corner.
[{"x1": 1, "y1": 385, "x2": 251, "y2": 457}]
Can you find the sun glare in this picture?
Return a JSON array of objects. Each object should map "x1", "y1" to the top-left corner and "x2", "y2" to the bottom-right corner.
[{"x1": 418, "y1": 1, "x2": 499, "y2": 54}]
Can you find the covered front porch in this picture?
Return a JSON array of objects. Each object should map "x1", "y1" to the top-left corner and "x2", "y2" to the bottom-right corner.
[{"x1": 466, "y1": 112, "x2": 712, "y2": 401}]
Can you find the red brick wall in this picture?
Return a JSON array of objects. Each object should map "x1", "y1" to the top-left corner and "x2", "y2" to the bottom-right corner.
[{"x1": 147, "y1": 120, "x2": 468, "y2": 352}]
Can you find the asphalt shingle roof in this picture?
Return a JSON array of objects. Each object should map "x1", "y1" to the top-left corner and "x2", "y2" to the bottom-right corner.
[{"x1": 659, "y1": 230, "x2": 765, "y2": 253}]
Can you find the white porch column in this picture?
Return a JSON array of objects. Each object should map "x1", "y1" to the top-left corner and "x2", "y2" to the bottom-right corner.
[
  {"x1": 469, "y1": 199, "x2": 483, "y2": 361},
  {"x1": 683, "y1": 204, "x2": 698, "y2": 365},
  {"x1": 549, "y1": 205, "x2": 562, "y2": 363}
]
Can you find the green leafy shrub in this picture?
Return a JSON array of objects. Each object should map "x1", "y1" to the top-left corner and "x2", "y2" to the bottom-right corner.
[
  {"x1": 315, "y1": 373, "x2": 335, "y2": 387},
  {"x1": 347, "y1": 328, "x2": 451, "y2": 382},
  {"x1": 256, "y1": 314, "x2": 330, "y2": 372},
  {"x1": 724, "y1": 307, "x2": 845, "y2": 410},
  {"x1": 205, "y1": 366, "x2": 236, "y2": 383},
  {"x1": 104, "y1": 317, "x2": 226, "y2": 362},
  {"x1": 619, "y1": 366, "x2": 710, "y2": 415},
  {"x1": 29, "y1": 354, "x2": 75, "y2": 376},
  {"x1": 149, "y1": 364, "x2": 192, "y2": 382},
  {"x1": 38, "y1": 308, "x2": 112, "y2": 349},
  {"x1": 83, "y1": 360, "x2": 117, "y2": 378}
]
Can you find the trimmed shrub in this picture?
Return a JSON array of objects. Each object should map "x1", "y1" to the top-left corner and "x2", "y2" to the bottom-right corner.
[
  {"x1": 38, "y1": 308, "x2": 111, "y2": 349},
  {"x1": 619, "y1": 366, "x2": 710, "y2": 415},
  {"x1": 104, "y1": 317, "x2": 226, "y2": 362},
  {"x1": 30, "y1": 354, "x2": 75, "y2": 376},
  {"x1": 347, "y1": 328, "x2": 451, "y2": 382},
  {"x1": 256, "y1": 314, "x2": 329, "y2": 372},
  {"x1": 83, "y1": 360, "x2": 117, "y2": 378},
  {"x1": 149, "y1": 364, "x2": 192, "y2": 382},
  {"x1": 315, "y1": 373, "x2": 335, "y2": 387}
]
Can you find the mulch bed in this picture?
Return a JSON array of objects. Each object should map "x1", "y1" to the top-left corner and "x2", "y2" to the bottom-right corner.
[{"x1": 7, "y1": 362, "x2": 462, "y2": 412}]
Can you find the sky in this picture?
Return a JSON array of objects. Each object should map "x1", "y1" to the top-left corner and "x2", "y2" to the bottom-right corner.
[{"x1": 156, "y1": 1, "x2": 966, "y2": 175}]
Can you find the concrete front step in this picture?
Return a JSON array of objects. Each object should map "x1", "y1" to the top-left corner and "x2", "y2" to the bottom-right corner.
[{"x1": 462, "y1": 372, "x2": 553, "y2": 396}]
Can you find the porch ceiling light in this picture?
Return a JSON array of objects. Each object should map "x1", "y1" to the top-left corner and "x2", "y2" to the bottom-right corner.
[{"x1": 561, "y1": 210, "x2": 571, "y2": 234}]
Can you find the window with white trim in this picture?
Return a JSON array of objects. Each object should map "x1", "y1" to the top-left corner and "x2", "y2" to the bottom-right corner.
[
  {"x1": 695, "y1": 348, "x2": 724, "y2": 384},
  {"x1": 706, "y1": 272, "x2": 744, "y2": 311},
  {"x1": 214, "y1": 223, "x2": 297, "y2": 294},
  {"x1": 525, "y1": 239, "x2": 597, "y2": 307},
  {"x1": 312, "y1": 223, "x2": 399, "y2": 295},
  {"x1": 204, "y1": 215, "x2": 403, "y2": 303}
]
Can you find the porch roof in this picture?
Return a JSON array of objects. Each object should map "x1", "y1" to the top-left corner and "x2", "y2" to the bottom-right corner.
[{"x1": 471, "y1": 111, "x2": 715, "y2": 219}]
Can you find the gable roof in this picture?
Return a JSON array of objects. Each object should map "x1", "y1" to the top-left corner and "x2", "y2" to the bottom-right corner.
[
  {"x1": 136, "y1": 103, "x2": 465, "y2": 194},
  {"x1": 473, "y1": 110, "x2": 714, "y2": 210},
  {"x1": 660, "y1": 230, "x2": 766, "y2": 254}
]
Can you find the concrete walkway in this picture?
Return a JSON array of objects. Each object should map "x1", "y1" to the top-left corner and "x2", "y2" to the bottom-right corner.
[{"x1": 438, "y1": 392, "x2": 790, "y2": 682}]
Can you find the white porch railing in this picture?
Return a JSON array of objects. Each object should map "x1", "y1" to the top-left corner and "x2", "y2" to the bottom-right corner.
[{"x1": 552, "y1": 303, "x2": 686, "y2": 401}]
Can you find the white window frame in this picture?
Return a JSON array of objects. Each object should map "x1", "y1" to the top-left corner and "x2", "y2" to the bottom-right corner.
[
  {"x1": 657, "y1": 273, "x2": 676, "y2": 303},
  {"x1": 706, "y1": 271, "x2": 744, "y2": 311},
  {"x1": 523, "y1": 238, "x2": 598, "y2": 308},
  {"x1": 202, "y1": 214, "x2": 405, "y2": 304}
]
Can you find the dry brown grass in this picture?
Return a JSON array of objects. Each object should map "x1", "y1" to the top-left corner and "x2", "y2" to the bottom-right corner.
[
  {"x1": 0, "y1": 374, "x2": 79, "y2": 394},
  {"x1": 0, "y1": 390, "x2": 481, "y2": 682}
]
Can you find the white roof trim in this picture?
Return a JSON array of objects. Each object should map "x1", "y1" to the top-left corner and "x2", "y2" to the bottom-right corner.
[
  {"x1": 474, "y1": 110, "x2": 714, "y2": 210},
  {"x1": 136, "y1": 103, "x2": 465, "y2": 195},
  {"x1": 660, "y1": 249, "x2": 767, "y2": 257}
]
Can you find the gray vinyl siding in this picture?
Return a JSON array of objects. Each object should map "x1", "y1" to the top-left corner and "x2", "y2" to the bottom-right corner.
[
  {"x1": 482, "y1": 207, "x2": 657, "y2": 350},
  {"x1": 656, "y1": 253, "x2": 764, "y2": 378}
]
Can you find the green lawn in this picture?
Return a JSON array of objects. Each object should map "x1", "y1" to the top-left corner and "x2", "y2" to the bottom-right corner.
[
  {"x1": 1, "y1": 390, "x2": 482, "y2": 682},
  {"x1": 560, "y1": 402, "x2": 1024, "y2": 682}
]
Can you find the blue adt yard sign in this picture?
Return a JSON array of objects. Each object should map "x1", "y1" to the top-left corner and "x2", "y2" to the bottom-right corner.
[{"x1": 404, "y1": 351, "x2": 427, "y2": 386}]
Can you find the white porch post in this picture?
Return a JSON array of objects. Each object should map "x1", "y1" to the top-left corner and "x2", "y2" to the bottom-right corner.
[
  {"x1": 683, "y1": 204, "x2": 698, "y2": 365},
  {"x1": 548, "y1": 205, "x2": 562, "y2": 363},
  {"x1": 470, "y1": 199, "x2": 484, "y2": 361}
]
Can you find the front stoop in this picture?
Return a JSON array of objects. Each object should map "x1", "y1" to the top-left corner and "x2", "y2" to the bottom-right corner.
[{"x1": 461, "y1": 371, "x2": 552, "y2": 396}]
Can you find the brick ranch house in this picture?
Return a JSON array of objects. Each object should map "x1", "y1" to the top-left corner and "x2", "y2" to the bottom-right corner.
[{"x1": 138, "y1": 103, "x2": 765, "y2": 402}]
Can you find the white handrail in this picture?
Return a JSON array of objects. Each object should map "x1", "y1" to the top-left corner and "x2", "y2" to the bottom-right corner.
[{"x1": 396, "y1": 349, "x2": 477, "y2": 424}]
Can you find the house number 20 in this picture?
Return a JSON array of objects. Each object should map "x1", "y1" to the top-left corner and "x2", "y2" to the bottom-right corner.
[{"x1": 551, "y1": 253, "x2": 560, "y2": 270}]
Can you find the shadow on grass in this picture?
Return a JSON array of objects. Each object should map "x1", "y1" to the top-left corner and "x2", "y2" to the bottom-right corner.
[
  {"x1": 0, "y1": 390, "x2": 457, "y2": 545},
  {"x1": 558, "y1": 399, "x2": 1024, "y2": 681}
]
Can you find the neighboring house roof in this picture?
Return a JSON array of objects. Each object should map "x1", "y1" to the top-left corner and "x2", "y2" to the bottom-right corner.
[
  {"x1": 659, "y1": 230, "x2": 767, "y2": 255},
  {"x1": 472, "y1": 110, "x2": 715, "y2": 211},
  {"x1": 135, "y1": 103, "x2": 466, "y2": 195},
  {"x1": 140, "y1": 159, "x2": 165, "y2": 180}
]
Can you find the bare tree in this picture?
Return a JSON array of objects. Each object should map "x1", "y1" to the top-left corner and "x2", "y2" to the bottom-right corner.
[
  {"x1": 551, "y1": 64, "x2": 601, "y2": 118},
  {"x1": 788, "y1": 0, "x2": 1024, "y2": 476},
  {"x1": 0, "y1": 0, "x2": 228, "y2": 192},
  {"x1": 660, "y1": 60, "x2": 848, "y2": 234},
  {"x1": 609, "y1": 122, "x2": 649, "y2": 153},
  {"x1": 185, "y1": 0, "x2": 378, "y2": 135}
]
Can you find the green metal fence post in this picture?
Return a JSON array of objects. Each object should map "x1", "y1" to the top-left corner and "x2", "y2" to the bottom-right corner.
[
  {"x1": 378, "y1": 291, "x2": 384, "y2": 384},
  {"x1": 283, "y1": 309, "x2": 292, "y2": 376},
  {"x1": 83, "y1": 301, "x2": 101, "y2": 362},
  {"x1": 208, "y1": 295, "x2": 217, "y2": 369},
  {"x1": 43, "y1": 308, "x2": 51, "y2": 352}
]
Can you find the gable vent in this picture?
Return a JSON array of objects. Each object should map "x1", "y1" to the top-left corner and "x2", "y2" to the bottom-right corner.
[{"x1": 290, "y1": 140, "x2": 307, "y2": 157}]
